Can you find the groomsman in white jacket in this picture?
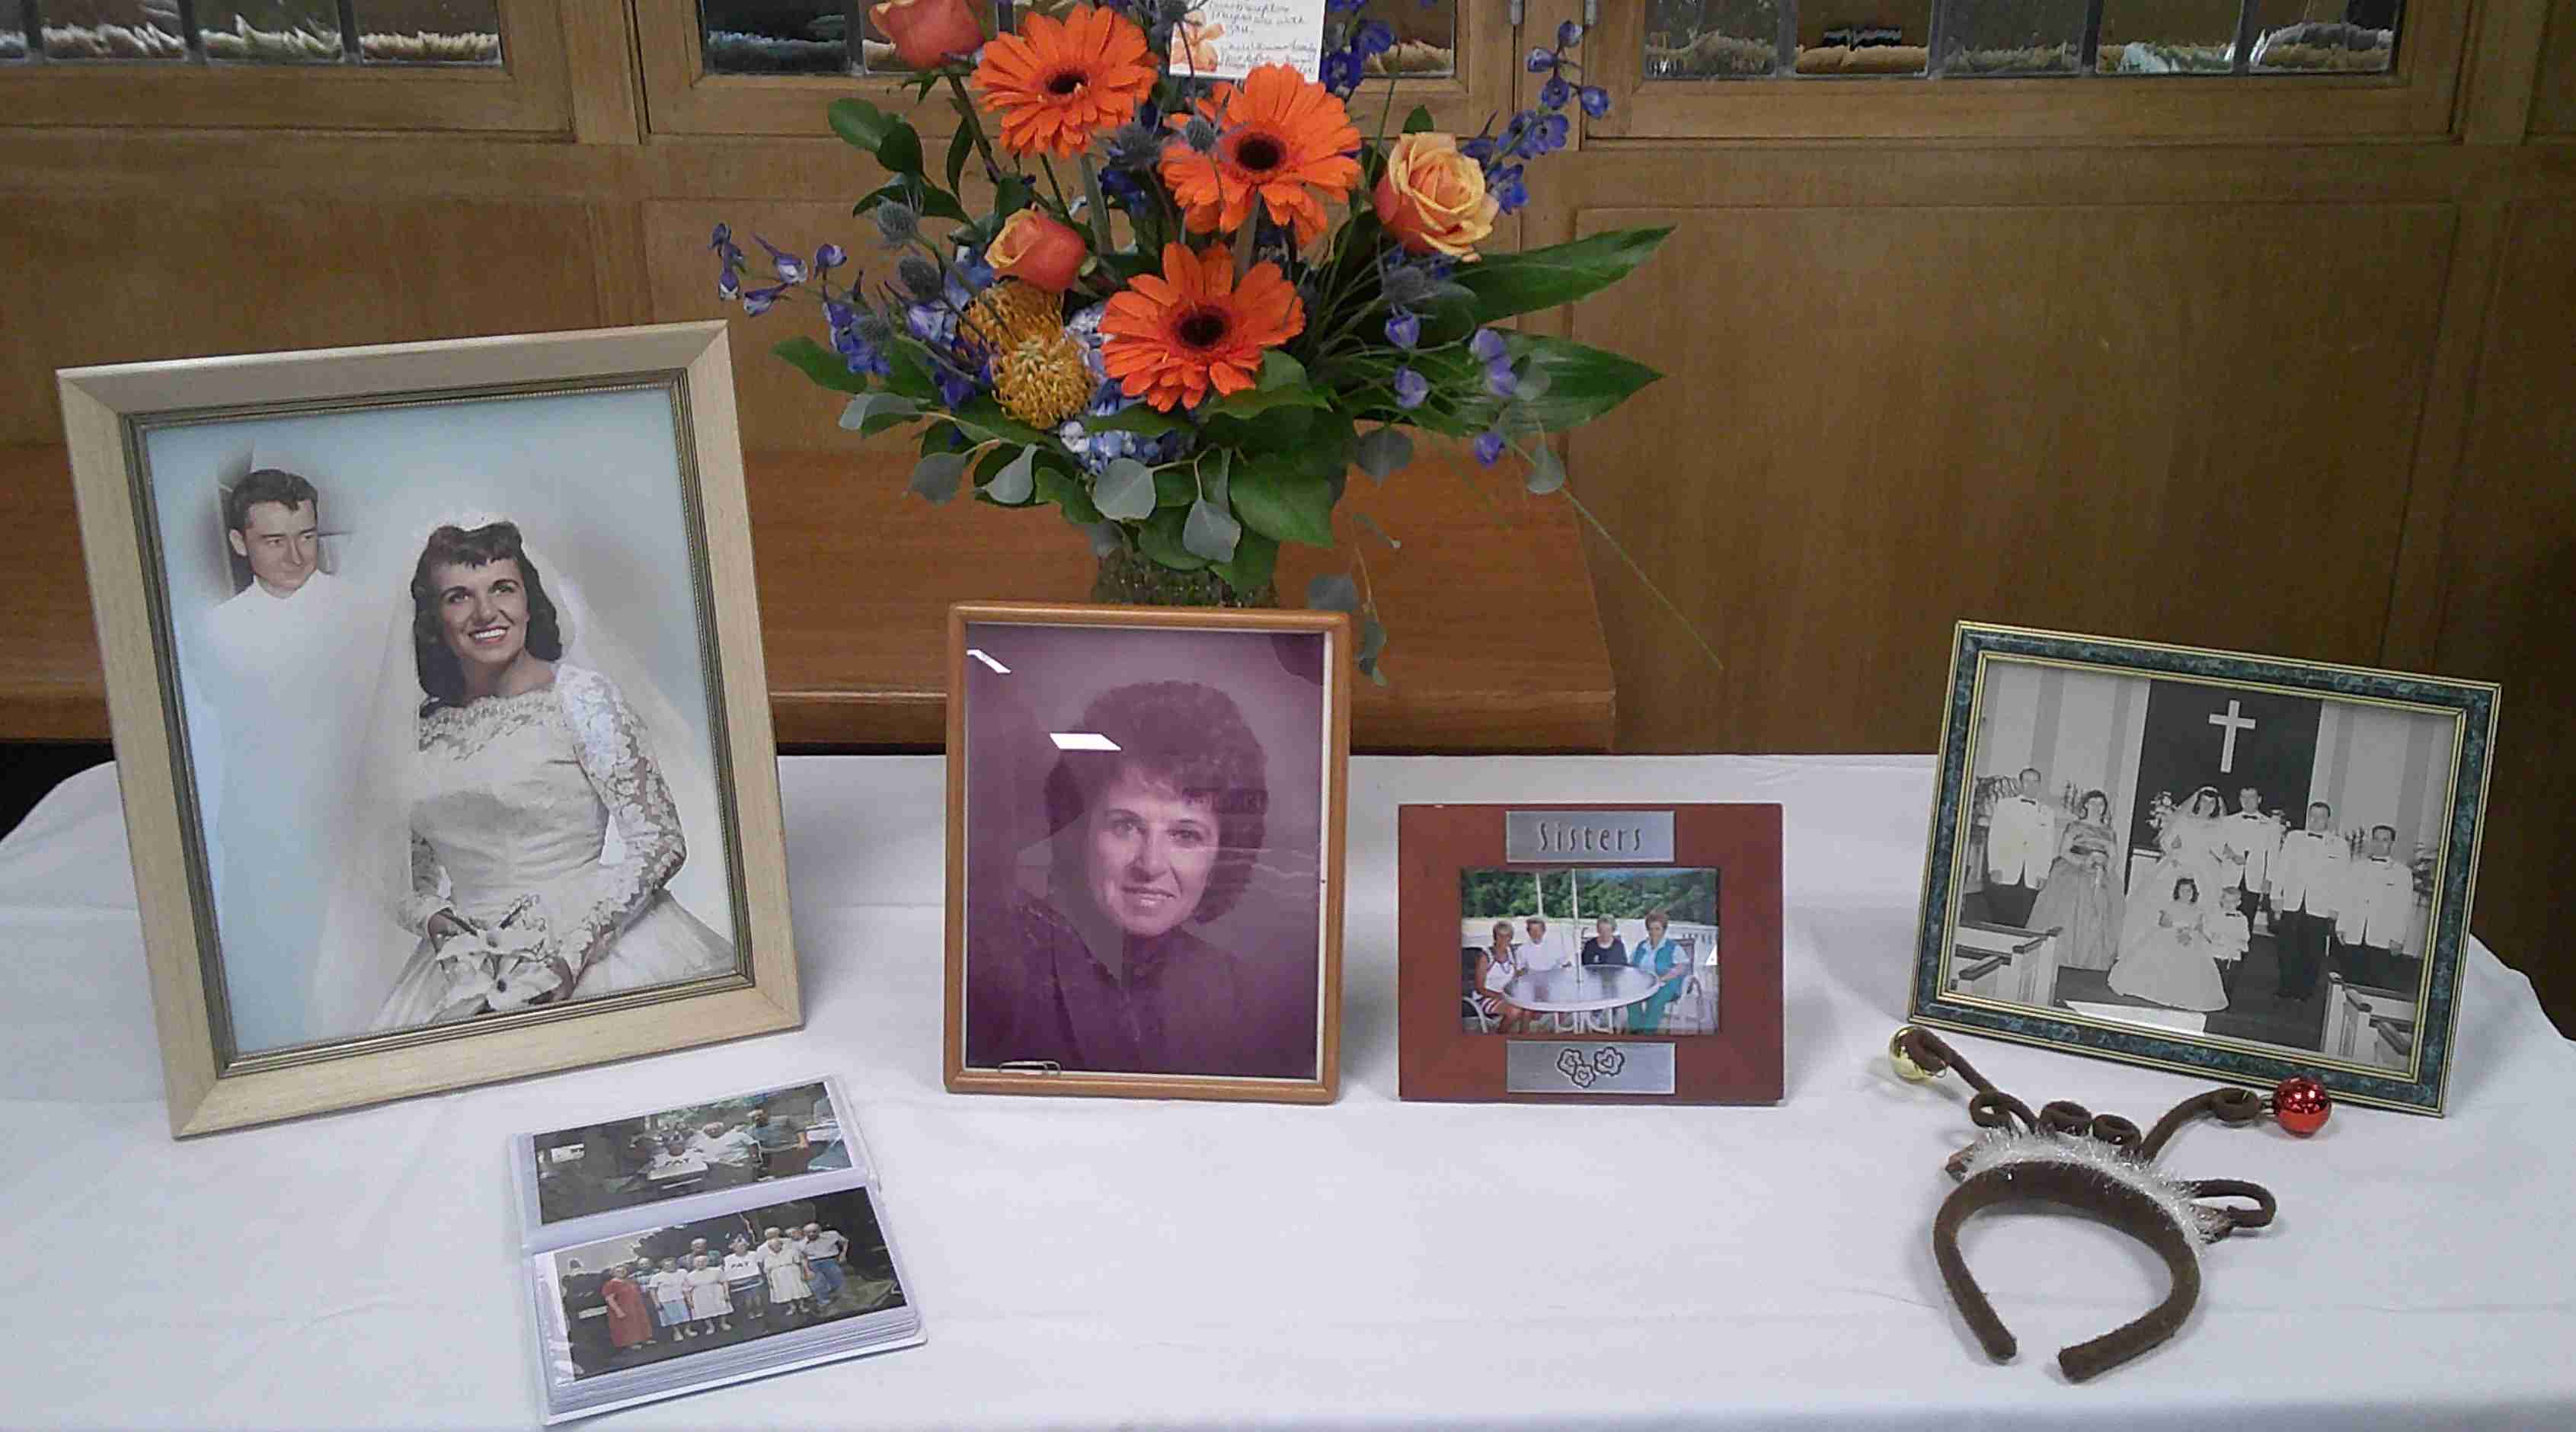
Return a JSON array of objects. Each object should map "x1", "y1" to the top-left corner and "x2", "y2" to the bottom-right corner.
[
  {"x1": 1982, "y1": 768, "x2": 2057, "y2": 929},
  {"x1": 2334, "y1": 825, "x2": 2418, "y2": 991},
  {"x1": 2270, "y1": 801, "x2": 2347, "y2": 1001}
]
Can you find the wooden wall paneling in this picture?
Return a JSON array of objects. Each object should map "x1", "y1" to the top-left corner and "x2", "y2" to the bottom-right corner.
[
  {"x1": 562, "y1": 0, "x2": 650, "y2": 145},
  {"x1": 0, "y1": 197, "x2": 608, "y2": 446},
  {"x1": 2379, "y1": 200, "x2": 2507, "y2": 669},
  {"x1": 2431, "y1": 200, "x2": 2576, "y2": 1034},
  {"x1": 2535, "y1": 1, "x2": 2576, "y2": 135},
  {"x1": 2459, "y1": 0, "x2": 2551, "y2": 144},
  {"x1": 1555, "y1": 200, "x2": 2456, "y2": 755}
]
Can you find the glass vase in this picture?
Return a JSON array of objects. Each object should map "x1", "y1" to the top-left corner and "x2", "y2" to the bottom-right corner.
[{"x1": 1090, "y1": 545, "x2": 1277, "y2": 608}]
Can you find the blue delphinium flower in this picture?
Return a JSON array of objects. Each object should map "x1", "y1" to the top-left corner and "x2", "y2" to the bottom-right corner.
[
  {"x1": 816, "y1": 243, "x2": 848, "y2": 272},
  {"x1": 1489, "y1": 164, "x2": 1528, "y2": 213},
  {"x1": 1320, "y1": 46, "x2": 1362, "y2": 95},
  {"x1": 1557, "y1": 20, "x2": 1583, "y2": 48},
  {"x1": 1354, "y1": 20, "x2": 1394, "y2": 56},
  {"x1": 1469, "y1": 328, "x2": 1507, "y2": 363},
  {"x1": 952, "y1": 245, "x2": 996, "y2": 294},
  {"x1": 741, "y1": 283, "x2": 788, "y2": 318},
  {"x1": 1526, "y1": 46, "x2": 1556, "y2": 72},
  {"x1": 1540, "y1": 74, "x2": 1571, "y2": 110},
  {"x1": 1392, "y1": 367, "x2": 1430, "y2": 410},
  {"x1": 1474, "y1": 430, "x2": 1507, "y2": 465},
  {"x1": 756, "y1": 235, "x2": 807, "y2": 285},
  {"x1": 717, "y1": 264, "x2": 742, "y2": 301},
  {"x1": 1580, "y1": 85, "x2": 1611, "y2": 118},
  {"x1": 935, "y1": 368, "x2": 977, "y2": 408},
  {"x1": 1384, "y1": 310, "x2": 1421, "y2": 350},
  {"x1": 1528, "y1": 112, "x2": 1570, "y2": 154}
]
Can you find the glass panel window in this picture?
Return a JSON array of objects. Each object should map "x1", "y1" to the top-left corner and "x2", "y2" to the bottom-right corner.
[
  {"x1": 1362, "y1": 0, "x2": 1457, "y2": 80},
  {"x1": 2096, "y1": 0, "x2": 2239, "y2": 73},
  {"x1": 40, "y1": 0, "x2": 189, "y2": 59},
  {"x1": 1647, "y1": 0, "x2": 1783, "y2": 79},
  {"x1": 2250, "y1": 0, "x2": 2395, "y2": 72},
  {"x1": 353, "y1": 0, "x2": 505, "y2": 64},
  {"x1": 2, "y1": 0, "x2": 27, "y2": 59},
  {"x1": 1938, "y1": 0, "x2": 2088, "y2": 75},
  {"x1": 704, "y1": 0, "x2": 848, "y2": 74},
  {"x1": 198, "y1": 1, "x2": 345, "y2": 63},
  {"x1": 1795, "y1": 4, "x2": 1932, "y2": 75}
]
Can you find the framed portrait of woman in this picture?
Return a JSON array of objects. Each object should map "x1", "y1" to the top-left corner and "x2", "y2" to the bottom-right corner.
[
  {"x1": 1910, "y1": 622, "x2": 2498, "y2": 1116},
  {"x1": 944, "y1": 603, "x2": 1350, "y2": 1103},
  {"x1": 59, "y1": 323, "x2": 799, "y2": 1136}
]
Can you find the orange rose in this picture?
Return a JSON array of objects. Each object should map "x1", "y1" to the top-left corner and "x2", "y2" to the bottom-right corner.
[
  {"x1": 869, "y1": 0, "x2": 986, "y2": 72},
  {"x1": 1371, "y1": 133, "x2": 1498, "y2": 261},
  {"x1": 987, "y1": 209, "x2": 1088, "y2": 292}
]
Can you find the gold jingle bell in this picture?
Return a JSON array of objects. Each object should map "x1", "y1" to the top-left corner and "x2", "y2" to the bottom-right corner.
[{"x1": 1890, "y1": 1026, "x2": 1937, "y2": 1083}]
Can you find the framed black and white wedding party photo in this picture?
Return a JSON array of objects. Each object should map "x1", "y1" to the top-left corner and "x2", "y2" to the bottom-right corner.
[
  {"x1": 59, "y1": 323, "x2": 799, "y2": 1136},
  {"x1": 1910, "y1": 622, "x2": 2498, "y2": 1116},
  {"x1": 944, "y1": 603, "x2": 1350, "y2": 1103}
]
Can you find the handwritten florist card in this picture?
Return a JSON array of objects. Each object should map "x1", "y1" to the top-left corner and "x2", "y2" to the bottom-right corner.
[{"x1": 1181, "y1": 0, "x2": 1327, "y2": 81}]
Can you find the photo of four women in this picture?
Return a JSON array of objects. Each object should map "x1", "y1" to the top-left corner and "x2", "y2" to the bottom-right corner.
[
  {"x1": 1469, "y1": 907, "x2": 1710, "y2": 1035},
  {"x1": 182, "y1": 460, "x2": 737, "y2": 1050}
]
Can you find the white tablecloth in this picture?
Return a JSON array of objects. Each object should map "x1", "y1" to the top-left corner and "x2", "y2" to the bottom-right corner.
[{"x1": 4, "y1": 755, "x2": 2572, "y2": 1430}]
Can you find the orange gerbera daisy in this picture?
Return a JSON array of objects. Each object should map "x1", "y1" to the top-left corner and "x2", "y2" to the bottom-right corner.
[
  {"x1": 1100, "y1": 244, "x2": 1306, "y2": 411},
  {"x1": 1159, "y1": 63, "x2": 1361, "y2": 246},
  {"x1": 972, "y1": 5, "x2": 1156, "y2": 160}
]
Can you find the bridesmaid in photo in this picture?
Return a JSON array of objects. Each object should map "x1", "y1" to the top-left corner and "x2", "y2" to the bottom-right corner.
[{"x1": 2028, "y1": 789, "x2": 2126, "y2": 973}]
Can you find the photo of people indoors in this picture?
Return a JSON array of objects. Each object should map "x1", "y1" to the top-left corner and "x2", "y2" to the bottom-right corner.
[
  {"x1": 550, "y1": 1188, "x2": 903, "y2": 1382},
  {"x1": 1951, "y1": 659, "x2": 2450, "y2": 1070},
  {"x1": 532, "y1": 1082, "x2": 849, "y2": 1224},
  {"x1": 1459, "y1": 867, "x2": 1719, "y2": 1035}
]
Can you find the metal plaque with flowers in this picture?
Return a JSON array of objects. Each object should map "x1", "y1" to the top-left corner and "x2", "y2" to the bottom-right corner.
[{"x1": 724, "y1": 1, "x2": 1670, "y2": 679}]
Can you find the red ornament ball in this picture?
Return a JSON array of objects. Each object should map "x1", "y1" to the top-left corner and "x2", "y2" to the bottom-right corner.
[{"x1": 2273, "y1": 1076, "x2": 2332, "y2": 1136}]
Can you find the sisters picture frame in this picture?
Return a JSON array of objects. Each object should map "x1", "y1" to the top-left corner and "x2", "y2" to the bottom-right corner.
[
  {"x1": 60, "y1": 323, "x2": 799, "y2": 1135},
  {"x1": 1910, "y1": 622, "x2": 2498, "y2": 1115}
]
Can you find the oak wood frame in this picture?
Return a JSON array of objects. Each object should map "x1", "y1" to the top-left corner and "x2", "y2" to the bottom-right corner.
[
  {"x1": 57, "y1": 321, "x2": 801, "y2": 1136},
  {"x1": 943, "y1": 600, "x2": 1349, "y2": 1104},
  {"x1": 1395, "y1": 802, "x2": 1784, "y2": 1104},
  {"x1": 4, "y1": 0, "x2": 577, "y2": 134}
]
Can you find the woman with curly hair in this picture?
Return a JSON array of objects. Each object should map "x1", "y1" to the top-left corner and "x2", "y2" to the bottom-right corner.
[{"x1": 966, "y1": 679, "x2": 1313, "y2": 1079}]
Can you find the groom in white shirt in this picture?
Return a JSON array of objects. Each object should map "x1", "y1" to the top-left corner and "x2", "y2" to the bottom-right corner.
[
  {"x1": 2270, "y1": 801, "x2": 2347, "y2": 1002},
  {"x1": 2334, "y1": 825, "x2": 2417, "y2": 991},
  {"x1": 1982, "y1": 767, "x2": 2057, "y2": 929}
]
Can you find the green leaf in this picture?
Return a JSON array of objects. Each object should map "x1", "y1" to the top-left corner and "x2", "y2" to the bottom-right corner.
[
  {"x1": 1414, "y1": 280, "x2": 1481, "y2": 347},
  {"x1": 828, "y1": 98, "x2": 900, "y2": 152},
  {"x1": 995, "y1": 174, "x2": 1037, "y2": 218},
  {"x1": 1137, "y1": 507, "x2": 1212, "y2": 571},
  {"x1": 881, "y1": 340, "x2": 941, "y2": 403},
  {"x1": 839, "y1": 391, "x2": 920, "y2": 432},
  {"x1": 1037, "y1": 463, "x2": 1103, "y2": 525},
  {"x1": 1213, "y1": 529, "x2": 1278, "y2": 593},
  {"x1": 1200, "y1": 383, "x2": 1330, "y2": 423},
  {"x1": 984, "y1": 445, "x2": 1038, "y2": 505},
  {"x1": 1507, "y1": 334, "x2": 1664, "y2": 432},
  {"x1": 1094, "y1": 457, "x2": 1157, "y2": 520},
  {"x1": 1299, "y1": 412, "x2": 1356, "y2": 485},
  {"x1": 1402, "y1": 104, "x2": 1435, "y2": 134},
  {"x1": 1182, "y1": 496, "x2": 1242, "y2": 562},
  {"x1": 1354, "y1": 425, "x2": 1413, "y2": 481},
  {"x1": 773, "y1": 337, "x2": 871, "y2": 395},
  {"x1": 910, "y1": 450, "x2": 970, "y2": 504},
  {"x1": 1231, "y1": 455, "x2": 1337, "y2": 548},
  {"x1": 1202, "y1": 402, "x2": 1315, "y2": 455},
  {"x1": 1257, "y1": 350, "x2": 1309, "y2": 390},
  {"x1": 944, "y1": 121, "x2": 975, "y2": 194},
  {"x1": 878, "y1": 122, "x2": 925, "y2": 177},
  {"x1": 948, "y1": 398, "x2": 1054, "y2": 448},
  {"x1": 1079, "y1": 405, "x2": 1187, "y2": 436},
  {"x1": 1153, "y1": 464, "x2": 1198, "y2": 508},
  {"x1": 912, "y1": 181, "x2": 971, "y2": 224},
  {"x1": 1452, "y1": 227, "x2": 1674, "y2": 324}
]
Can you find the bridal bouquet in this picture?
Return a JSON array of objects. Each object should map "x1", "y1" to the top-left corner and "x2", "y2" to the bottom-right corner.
[
  {"x1": 722, "y1": 2, "x2": 1671, "y2": 676},
  {"x1": 429, "y1": 902, "x2": 567, "y2": 1021}
]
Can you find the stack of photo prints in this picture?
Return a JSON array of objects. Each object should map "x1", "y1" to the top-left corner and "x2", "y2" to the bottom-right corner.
[{"x1": 510, "y1": 1077, "x2": 922, "y2": 1422}]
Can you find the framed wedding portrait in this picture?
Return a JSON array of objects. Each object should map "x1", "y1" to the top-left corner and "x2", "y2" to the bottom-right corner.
[
  {"x1": 59, "y1": 322, "x2": 799, "y2": 1136},
  {"x1": 944, "y1": 603, "x2": 1350, "y2": 1103},
  {"x1": 1397, "y1": 804, "x2": 1784, "y2": 1104},
  {"x1": 1910, "y1": 622, "x2": 2498, "y2": 1116}
]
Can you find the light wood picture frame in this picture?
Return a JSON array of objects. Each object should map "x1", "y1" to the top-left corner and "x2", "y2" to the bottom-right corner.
[
  {"x1": 59, "y1": 321, "x2": 799, "y2": 1136},
  {"x1": 944, "y1": 602, "x2": 1349, "y2": 1104},
  {"x1": 1909, "y1": 622, "x2": 2498, "y2": 1116}
]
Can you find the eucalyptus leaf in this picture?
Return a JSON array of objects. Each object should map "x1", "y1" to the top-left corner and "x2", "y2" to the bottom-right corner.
[
  {"x1": 1094, "y1": 457, "x2": 1157, "y2": 520},
  {"x1": 1137, "y1": 507, "x2": 1212, "y2": 571},
  {"x1": 1182, "y1": 496, "x2": 1242, "y2": 563},
  {"x1": 985, "y1": 445, "x2": 1037, "y2": 505},
  {"x1": 1358, "y1": 615, "x2": 1389, "y2": 663},
  {"x1": 1086, "y1": 522, "x2": 1123, "y2": 558},
  {"x1": 1037, "y1": 464, "x2": 1104, "y2": 525},
  {"x1": 1353, "y1": 426, "x2": 1413, "y2": 481},
  {"x1": 909, "y1": 451, "x2": 970, "y2": 505},
  {"x1": 1229, "y1": 457, "x2": 1337, "y2": 547},
  {"x1": 839, "y1": 392, "x2": 919, "y2": 430},
  {"x1": 1451, "y1": 227, "x2": 1675, "y2": 325},
  {"x1": 1526, "y1": 443, "x2": 1567, "y2": 495},
  {"x1": 772, "y1": 337, "x2": 871, "y2": 395},
  {"x1": 1306, "y1": 573, "x2": 1360, "y2": 612}
]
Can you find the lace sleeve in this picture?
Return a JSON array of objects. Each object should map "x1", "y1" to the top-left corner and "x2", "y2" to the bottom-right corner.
[
  {"x1": 551, "y1": 666, "x2": 688, "y2": 975},
  {"x1": 400, "y1": 831, "x2": 451, "y2": 935}
]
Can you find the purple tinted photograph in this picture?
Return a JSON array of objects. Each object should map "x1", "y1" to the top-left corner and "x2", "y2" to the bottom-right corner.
[{"x1": 947, "y1": 607, "x2": 1347, "y2": 1101}]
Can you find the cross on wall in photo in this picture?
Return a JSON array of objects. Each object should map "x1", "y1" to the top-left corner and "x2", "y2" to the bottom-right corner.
[{"x1": 2128, "y1": 681, "x2": 2323, "y2": 858}]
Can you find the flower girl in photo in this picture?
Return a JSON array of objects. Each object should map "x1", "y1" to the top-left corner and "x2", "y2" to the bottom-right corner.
[{"x1": 2108, "y1": 875, "x2": 2241, "y2": 1013}]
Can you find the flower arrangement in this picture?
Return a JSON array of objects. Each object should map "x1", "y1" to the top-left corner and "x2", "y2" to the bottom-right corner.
[{"x1": 724, "y1": 2, "x2": 1672, "y2": 679}]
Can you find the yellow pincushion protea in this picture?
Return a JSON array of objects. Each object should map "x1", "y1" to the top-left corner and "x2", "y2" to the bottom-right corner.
[{"x1": 967, "y1": 280, "x2": 1093, "y2": 429}]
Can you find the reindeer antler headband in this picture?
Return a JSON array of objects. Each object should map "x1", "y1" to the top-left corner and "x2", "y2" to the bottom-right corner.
[{"x1": 1890, "y1": 1026, "x2": 2332, "y2": 1382}]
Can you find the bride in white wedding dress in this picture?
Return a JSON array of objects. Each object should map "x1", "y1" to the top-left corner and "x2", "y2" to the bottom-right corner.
[{"x1": 365, "y1": 519, "x2": 733, "y2": 1031}]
